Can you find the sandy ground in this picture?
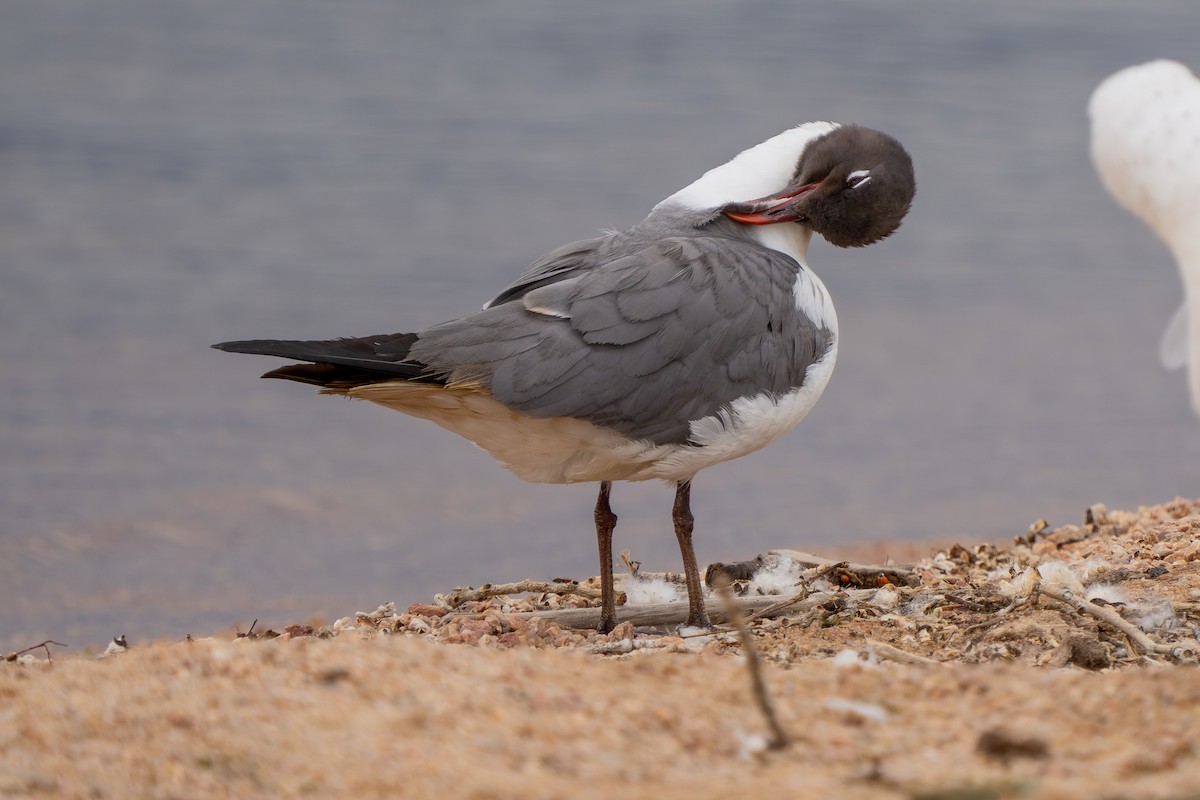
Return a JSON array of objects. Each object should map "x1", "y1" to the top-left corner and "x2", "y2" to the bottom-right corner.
[{"x1": 4, "y1": 498, "x2": 1200, "y2": 799}]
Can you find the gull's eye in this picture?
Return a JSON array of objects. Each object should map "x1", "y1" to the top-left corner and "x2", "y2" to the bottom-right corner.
[{"x1": 847, "y1": 169, "x2": 872, "y2": 189}]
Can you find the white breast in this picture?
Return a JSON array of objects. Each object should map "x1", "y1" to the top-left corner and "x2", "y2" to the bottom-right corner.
[{"x1": 650, "y1": 266, "x2": 838, "y2": 481}]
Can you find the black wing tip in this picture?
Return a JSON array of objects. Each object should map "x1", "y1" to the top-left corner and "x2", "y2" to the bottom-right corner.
[
  {"x1": 212, "y1": 339, "x2": 271, "y2": 354},
  {"x1": 212, "y1": 334, "x2": 435, "y2": 385},
  {"x1": 260, "y1": 363, "x2": 332, "y2": 385},
  {"x1": 211, "y1": 338, "x2": 330, "y2": 358}
]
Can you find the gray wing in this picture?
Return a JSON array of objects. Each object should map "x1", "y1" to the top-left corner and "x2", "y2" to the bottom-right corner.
[
  {"x1": 410, "y1": 235, "x2": 832, "y2": 446},
  {"x1": 483, "y1": 236, "x2": 609, "y2": 309}
]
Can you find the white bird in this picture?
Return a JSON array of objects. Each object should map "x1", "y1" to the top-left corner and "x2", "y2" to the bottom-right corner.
[
  {"x1": 1089, "y1": 59, "x2": 1200, "y2": 417},
  {"x1": 215, "y1": 122, "x2": 915, "y2": 630}
]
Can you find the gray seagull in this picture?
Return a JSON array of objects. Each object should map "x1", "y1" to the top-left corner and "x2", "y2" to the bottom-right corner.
[{"x1": 214, "y1": 122, "x2": 915, "y2": 631}]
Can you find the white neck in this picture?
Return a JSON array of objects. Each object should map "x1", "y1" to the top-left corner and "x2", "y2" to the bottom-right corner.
[
  {"x1": 750, "y1": 224, "x2": 814, "y2": 268},
  {"x1": 655, "y1": 122, "x2": 839, "y2": 213}
]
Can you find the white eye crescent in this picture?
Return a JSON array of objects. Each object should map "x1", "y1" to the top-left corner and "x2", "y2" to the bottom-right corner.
[{"x1": 847, "y1": 169, "x2": 872, "y2": 189}]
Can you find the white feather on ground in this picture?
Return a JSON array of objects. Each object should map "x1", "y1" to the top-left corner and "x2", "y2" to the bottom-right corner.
[{"x1": 621, "y1": 576, "x2": 688, "y2": 605}]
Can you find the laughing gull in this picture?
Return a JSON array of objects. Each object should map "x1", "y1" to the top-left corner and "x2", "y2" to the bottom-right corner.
[
  {"x1": 214, "y1": 122, "x2": 916, "y2": 631},
  {"x1": 1090, "y1": 60, "x2": 1200, "y2": 418}
]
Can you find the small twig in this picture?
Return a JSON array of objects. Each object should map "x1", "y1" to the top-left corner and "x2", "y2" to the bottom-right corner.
[
  {"x1": 864, "y1": 640, "x2": 942, "y2": 666},
  {"x1": 714, "y1": 578, "x2": 789, "y2": 751},
  {"x1": 619, "y1": 550, "x2": 640, "y2": 578},
  {"x1": 4, "y1": 640, "x2": 68, "y2": 664},
  {"x1": 770, "y1": 549, "x2": 919, "y2": 587},
  {"x1": 741, "y1": 588, "x2": 810, "y2": 624},
  {"x1": 1040, "y1": 585, "x2": 1200, "y2": 660},
  {"x1": 961, "y1": 616, "x2": 1008, "y2": 638},
  {"x1": 942, "y1": 593, "x2": 991, "y2": 612},
  {"x1": 961, "y1": 592, "x2": 1025, "y2": 636},
  {"x1": 440, "y1": 579, "x2": 607, "y2": 609}
]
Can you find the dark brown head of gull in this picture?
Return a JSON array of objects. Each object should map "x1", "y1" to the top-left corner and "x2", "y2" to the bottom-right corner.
[{"x1": 214, "y1": 122, "x2": 915, "y2": 631}]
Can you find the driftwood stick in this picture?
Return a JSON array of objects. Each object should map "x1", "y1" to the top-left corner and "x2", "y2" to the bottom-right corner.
[
  {"x1": 865, "y1": 639, "x2": 942, "y2": 666},
  {"x1": 1040, "y1": 586, "x2": 1200, "y2": 659},
  {"x1": 741, "y1": 589, "x2": 810, "y2": 624},
  {"x1": 715, "y1": 580, "x2": 789, "y2": 750},
  {"x1": 770, "y1": 549, "x2": 919, "y2": 587},
  {"x1": 513, "y1": 589, "x2": 879, "y2": 630},
  {"x1": 512, "y1": 596, "x2": 782, "y2": 628},
  {"x1": 440, "y1": 580, "x2": 607, "y2": 609}
]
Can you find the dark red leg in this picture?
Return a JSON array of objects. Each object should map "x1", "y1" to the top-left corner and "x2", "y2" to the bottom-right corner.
[
  {"x1": 672, "y1": 480, "x2": 711, "y2": 627},
  {"x1": 594, "y1": 480, "x2": 617, "y2": 633}
]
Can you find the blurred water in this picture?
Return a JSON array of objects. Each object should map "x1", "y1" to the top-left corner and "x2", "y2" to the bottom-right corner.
[{"x1": 2, "y1": 0, "x2": 1199, "y2": 650}]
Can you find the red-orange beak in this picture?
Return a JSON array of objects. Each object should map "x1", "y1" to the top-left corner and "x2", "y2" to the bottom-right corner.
[{"x1": 721, "y1": 181, "x2": 820, "y2": 225}]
